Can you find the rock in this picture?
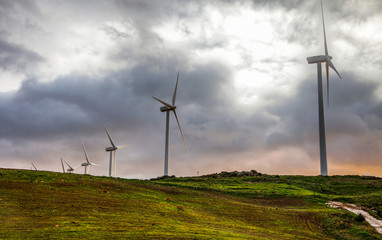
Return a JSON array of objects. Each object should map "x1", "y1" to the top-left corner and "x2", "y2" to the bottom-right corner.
[{"x1": 201, "y1": 170, "x2": 262, "y2": 178}]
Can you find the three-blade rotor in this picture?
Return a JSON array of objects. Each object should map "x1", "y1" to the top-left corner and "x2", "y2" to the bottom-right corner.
[
  {"x1": 321, "y1": 0, "x2": 341, "y2": 105},
  {"x1": 152, "y1": 71, "x2": 188, "y2": 152},
  {"x1": 80, "y1": 137, "x2": 100, "y2": 167}
]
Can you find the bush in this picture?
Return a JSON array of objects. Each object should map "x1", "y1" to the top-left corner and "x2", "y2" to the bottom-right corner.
[
  {"x1": 355, "y1": 214, "x2": 365, "y2": 222},
  {"x1": 377, "y1": 209, "x2": 382, "y2": 217}
]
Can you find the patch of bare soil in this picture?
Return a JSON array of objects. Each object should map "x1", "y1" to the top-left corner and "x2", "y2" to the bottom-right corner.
[{"x1": 327, "y1": 201, "x2": 382, "y2": 234}]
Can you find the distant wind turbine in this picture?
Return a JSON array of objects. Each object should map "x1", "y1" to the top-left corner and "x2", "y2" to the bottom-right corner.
[
  {"x1": 80, "y1": 137, "x2": 99, "y2": 174},
  {"x1": 153, "y1": 71, "x2": 188, "y2": 176},
  {"x1": 31, "y1": 163, "x2": 37, "y2": 171},
  {"x1": 307, "y1": 0, "x2": 342, "y2": 176},
  {"x1": 100, "y1": 120, "x2": 130, "y2": 177},
  {"x1": 63, "y1": 159, "x2": 76, "y2": 173}
]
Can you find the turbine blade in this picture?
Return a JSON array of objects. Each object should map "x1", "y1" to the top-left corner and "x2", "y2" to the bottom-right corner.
[
  {"x1": 173, "y1": 110, "x2": 188, "y2": 152},
  {"x1": 64, "y1": 159, "x2": 74, "y2": 169},
  {"x1": 91, "y1": 163, "x2": 101, "y2": 167},
  {"x1": 172, "y1": 71, "x2": 180, "y2": 105},
  {"x1": 326, "y1": 61, "x2": 330, "y2": 106},
  {"x1": 153, "y1": 97, "x2": 173, "y2": 108},
  {"x1": 100, "y1": 119, "x2": 116, "y2": 148},
  {"x1": 116, "y1": 144, "x2": 130, "y2": 150},
  {"x1": 72, "y1": 164, "x2": 81, "y2": 170},
  {"x1": 64, "y1": 159, "x2": 71, "y2": 168},
  {"x1": 80, "y1": 136, "x2": 90, "y2": 164},
  {"x1": 60, "y1": 158, "x2": 65, "y2": 173},
  {"x1": 321, "y1": 0, "x2": 328, "y2": 56},
  {"x1": 326, "y1": 58, "x2": 342, "y2": 79},
  {"x1": 31, "y1": 163, "x2": 37, "y2": 171}
]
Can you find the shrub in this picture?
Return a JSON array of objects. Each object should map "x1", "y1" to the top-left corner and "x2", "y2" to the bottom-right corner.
[
  {"x1": 377, "y1": 209, "x2": 382, "y2": 217},
  {"x1": 355, "y1": 214, "x2": 365, "y2": 222}
]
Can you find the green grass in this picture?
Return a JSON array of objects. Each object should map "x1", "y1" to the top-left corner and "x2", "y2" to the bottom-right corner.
[{"x1": 0, "y1": 169, "x2": 381, "y2": 239}]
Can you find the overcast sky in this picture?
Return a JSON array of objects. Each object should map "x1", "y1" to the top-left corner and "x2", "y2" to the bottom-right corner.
[{"x1": 1, "y1": 0, "x2": 381, "y2": 178}]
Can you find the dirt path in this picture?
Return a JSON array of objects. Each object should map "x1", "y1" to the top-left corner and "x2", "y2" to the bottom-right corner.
[{"x1": 327, "y1": 201, "x2": 382, "y2": 234}]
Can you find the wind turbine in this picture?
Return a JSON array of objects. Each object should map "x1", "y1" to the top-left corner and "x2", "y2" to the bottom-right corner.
[
  {"x1": 80, "y1": 137, "x2": 99, "y2": 174},
  {"x1": 31, "y1": 163, "x2": 37, "y2": 171},
  {"x1": 62, "y1": 158, "x2": 76, "y2": 173},
  {"x1": 307, "y1": 0, "x2": 342, "y2": 176},
  {"x1": 60, "y1": 158, "x2": 65, "y2": 173},
  {"x1": 100, "y1": 120, "x2": 130, "y2": 177},
  {"x1": 153, "y1": 71, "x2": 188, "y2": 176}
]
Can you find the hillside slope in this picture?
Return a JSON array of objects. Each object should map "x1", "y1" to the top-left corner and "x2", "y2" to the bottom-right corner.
[{"x1": 0, "y1": 169, "x2": 381, "y2": 239}]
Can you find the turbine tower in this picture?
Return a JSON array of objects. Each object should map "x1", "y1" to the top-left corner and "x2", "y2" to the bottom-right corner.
[
  {"x1": 101, "y1": 120, "x2": 130, "y2": 177},
  {"x1": 307, "y1": 0, "x2": 341, "y2": 176},
  {"x1": 153, "y1": 71, "x2": 188, "y2": 176},
  {"x1": 80, "y1": 137, "x2": 99, "y2": 174}
]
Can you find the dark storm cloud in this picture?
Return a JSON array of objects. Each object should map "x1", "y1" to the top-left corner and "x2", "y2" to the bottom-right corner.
[
  {"x1": 0, "y1": 40, "x2": 279, "y2": 175},
  {"x1": 0, "y1": 39, "x2": 43, "y2": 72},
  {"x1": 264, "y1": 72, "x2": 382, "y2": 165},
  {"x1": 265, "y1": 79, "x2": 317, "y2": 150},
  {"x1": 0, "y1": 1, "x2": 43, "y2": 74},
  {"x1": 8, "y1": 59, "x2": 231, "y2": 135},
  {"x1": 0, "y1": 72, "x2": 156, "y2": 142},
  {"x1": 0, "y1": 48, "x2": 239, "y2": 169}
]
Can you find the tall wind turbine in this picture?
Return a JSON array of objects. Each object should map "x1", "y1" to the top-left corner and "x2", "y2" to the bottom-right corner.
[
  {"x1": 80, "y1": 137, "x2": 99, "y2": 174},
  {"x1": 100, "y1": 120, "x2": 130, "y2": 177},
  {"x1": 307, "y1": 0, "x2": 342, "y2": 176},
  {"x1": 153, "y1": 71, "x2": 188, "y2": 176}
]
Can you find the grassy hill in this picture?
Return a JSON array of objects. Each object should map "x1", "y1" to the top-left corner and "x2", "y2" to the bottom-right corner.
[{"x1": 0, "y1": 169, "x2": 381, "y2": 239}]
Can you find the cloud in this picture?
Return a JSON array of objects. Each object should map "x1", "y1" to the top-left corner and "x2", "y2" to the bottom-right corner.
[
  {"x1": 0, "y1": 39, "x2": 43, "y2": 72},
  {"x1": 0, "y1": 0, "x2": 381, "y2": 178},
  {"x1": 264, "y1": 71, "x2": 382, "y2": 167}
]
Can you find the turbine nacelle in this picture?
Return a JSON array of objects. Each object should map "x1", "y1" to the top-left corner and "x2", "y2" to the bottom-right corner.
[
  {"x1": 81, "y1": 162, "x2": 91, "y2": 167},
  {"x1": 160, "y1": 105, "x2": 176, "y2": 112},
  {"x1": 106, "y1": 146, "x2": 117, "y2": 151},
  {"x1": 307, "y1": 55, "x2": 332, "y2": 64}
]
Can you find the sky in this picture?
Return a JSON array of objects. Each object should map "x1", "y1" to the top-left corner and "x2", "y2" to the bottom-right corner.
[{"x1": 0, "y1": 0, "x2": 382, "y2": 178}]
